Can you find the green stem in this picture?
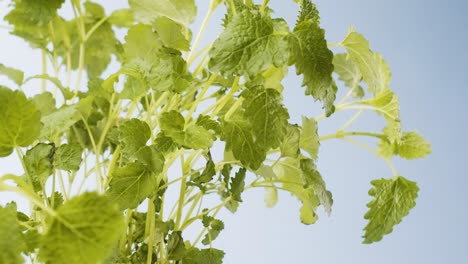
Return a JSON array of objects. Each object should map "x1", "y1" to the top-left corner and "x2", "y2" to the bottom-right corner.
[
  {"x1": 224, "y1": 97, "x2": 243, "y2": 121},
  {"x1": 187, "y1": 0, "x2": 217, "y2": 64},
  {"x1": 185, "y1": 72, "x2": 219, "y2": 125},
  {"x1": 120, "y1": 209, "x2": 132, "y2": 256},
  {"x1": 339, "y1": 137, "x2": 397, "y2": 175},
  {"x1": 260, "y1": 0, "x2": 270, "y2": 12},
  {"x1": 175, "y1": 155, "x2": 187, "y2": 230},
  {"x1": 180, "y1": 192, "x2": 203, "y2": 230},
  {"x1": 41, "y1": 50, "x2": 47, "y2": 92},
  {"x1": 339, "y1": 109, "x2": 364, "y2": 131},
  {"x1": 227, "y1": 0, "x2": 237, "y2": 15},
  {"x1": 74, "y1": 43, "x2": 85, "y2": 95},
  {"x1": 85, "y1": 16, "x2": 109, "y2": 41},
  {"x1": 103, "y1": 147, "x2": 120, "y2": 189},
  {"x1": 193, "y1": 197, "x2": 231, "y2": 246},
  {"x1": 146, "y1": 198, "x2": 156, "y2": 264},
  {"x1": 320, "y1": 131, "x2": 386, "y2": 141},
  {"x1": 208, "y1": 76, "x2": 241, "y2": 117},
  {"x1": 336, "y1": 104, "x2": 398, "y2": 121},
  {"x1": 0, "y1": 182, "x2": 56, "y2": 217}
]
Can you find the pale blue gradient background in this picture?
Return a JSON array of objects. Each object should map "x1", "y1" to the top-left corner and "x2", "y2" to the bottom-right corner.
[{"x1": 1, "y1": 0, "x2": 467, "y2": 263}]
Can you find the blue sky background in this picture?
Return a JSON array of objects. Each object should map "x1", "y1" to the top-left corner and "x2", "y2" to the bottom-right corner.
[{"x1": 1, "y1": 0, "x2": 467, "y2": 263}]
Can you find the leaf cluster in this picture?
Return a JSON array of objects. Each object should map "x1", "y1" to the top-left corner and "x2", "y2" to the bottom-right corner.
[{"x1": 0, "y1": 0, "x2": 431, "y2": 263}]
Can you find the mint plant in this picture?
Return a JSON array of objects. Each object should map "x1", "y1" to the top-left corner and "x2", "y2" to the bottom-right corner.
[{"x1": 0, "y1": 0, "x2": 431, "y2": 263}]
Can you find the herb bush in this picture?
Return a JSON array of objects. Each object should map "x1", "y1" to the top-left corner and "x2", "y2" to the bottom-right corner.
[{"x1": 0, "y1": 0, "x2": 431, "y2": 263}]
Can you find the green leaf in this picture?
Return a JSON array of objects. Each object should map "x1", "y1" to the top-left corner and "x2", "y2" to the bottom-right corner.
[
  {"x1": 0, "y1": 63, "x2": 24, "y2": 86},
  {"x1": 221, "y1": 111, "x2": 266, "y2": 170},
  {"x1": 6, "y1": 0, "x2": 64, "y2": 26},
  {"x1": 264, "y1": 185, "x2": 278, "y2": 208},
  {"x1": 48, "y1": 192, "x2": 64, "y2": 210},
  {"x1": 159, "y1": 111, "x2": 214, "y2": 150},
  {"x1": 82, "y1": 21, "x2": 118, "y2": 78},
  {"x1": 107, "y1": 162, "x2": 155, "y2": 210},
  {"x1": 300, "y1": 158, "x2": 333, "y2": 215},
  {"x1": 379, "y1": 131, "x2": 431, "y2": 160},
  {"x1": 24, "y1": 229, "x2": 41, "y2": 254},
  {"x1": 183, "y1": 248, "x2": 225, "y2": 264},
  {"x1": 0, "y1": 87, "x2": 42, "y2": 151},
  {"x1": 299, "y1": 117, "x2": 320, "y2": 160},
  {"x1": 273, "y1": 157, "x2": 320, "y2": 224},
  {"x1": 167, "y1": 231, "x2": 187, "y2": 260},
  {"x1": 361, "y1": 89, "x2": 400, "y2": 120},
  {"x1": 280, "y1": 124, "x2": 300, "y2": 157},
  {"x1": 243, "y1": 88, "x2": 289, "y2": 150},
  {"x1": 129, "y1": 0, "x2": 197, "y2": 28},
  {"x1": 298, "y1": 187, "x2": 320, "y2": 224},
  {"x1": 0, "y1": 146, "x2": 13, "y2": 157},
  {"x1": 261, "y1": 65, "x2": 288, "y2": 92},
  {"x1": 120, "y1": 76, "x2": 147, "y2": 100},
  {"x1": 154, "y1": 133, "x2": 178, "y2": 154},
  {"x1": 24, "y1": 143, "x2": 55, "y2": 186},
  {"x1": 117, "y1": 119, "x2": 151, "y2": 159},
  {"x1": 397, "y1": 132, "x2": 431, "y2": 159},
  {"x1": 201, "y1": 213, "x2": 225, "y2": 245},
  {"x1": 32, "y1": 92, "x2": 56, "y2": 116},
  {"x1": 4, "y1": 0, "x2": 59, "y2": 48},
  {"x1": 191, "y1": 152, "x2": 216, "y2": 186},
  {"x1": 196, "y1": 115, "x2": 222, "y2": 135},
  {"x1": 54, "y1": 144, "x2": 83, "y2": 171},
  {"x1": 40, "y1": 105, "x2": 81, "y2": 140},
  {"x1": 108, "y1": 9, "x2": 134, "y2": 28},
  {"x1": 39, "y1": 192, "x2": 124, "y2": 264},
  {"x1": 289, "y1": 1, "x2": 336, "y2": 116},
  {"x1": 122, "y1": 24, "x2": 191, "y2": 93},
  {"x1": 153, "y1": 16, "x2": 190, "y2": 51},
  {"x1": 133, "y1": 145, "x2": 165, "y2": 175},
  {"x1": 184, "y1": 125, "x2": 215, "y2": 150},
  {"x1": 255, "y1": 164, "x2": 276, "y2": 179},
  {"x1": 158, "y1": 111, "x2": 186, "y2": 145},
  {"x1": 0, "y1": 205, "x2": 26, "y2": 264},
  {"x1": 341, "y1": 30, "x2": 391, "y2": 96},
  {"x1": 333, "y1": 53, "x2": 364, "y2": 98},
  {"x1": 123, "y1": 24, "x2": 163, "y2": 61},
  {"x1": 83, "y1": 1, "x2": 105, "y2": 18},
  {"x1": 230, "y1": 167, "x2": 246, "y2": 202},
  {"x1": 209, "y1": 9, "x2": 289, "y2": 77},
  {"x1": 159, "y1": 110, "x2": 185, "y2": 132},
  {"x1": 363, "y1": 176, "x2": 419, "y2": 243}
]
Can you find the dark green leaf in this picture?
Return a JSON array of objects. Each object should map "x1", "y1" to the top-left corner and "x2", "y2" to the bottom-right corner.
[
  {"x1": 117, "y1": 119, "x2": 151, "y2": 159},
  {"x1": 221, "y1": 111, "x2": 266, "y2": 170},
  {"x1": 107, "y1": 162, "x2": 155, "y2": 210},
  {"x1": 243, "y1": 88, "x2": 289, "y2": 150},
  {"x1": 209, "y1": 10, "x2": 289, "y2": 77},
  {"x1": 300, "y1": 158, "x2": 333, "y2": 215},
  {"x1": 289, "y1": 1, "x2": 336, "y2": 115},
  {"x1": 280, "y1": 124, "x2": 300, "y2": 157},
  {"x1": 363, "y1": 176, "x2": 419, "y2": 243},
  {"x1": 24, "y1": 143, "x2": 55, "y2": 186},
  {"x1": 54, "y1": 144, "x2": 83, "y2": 171}
]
